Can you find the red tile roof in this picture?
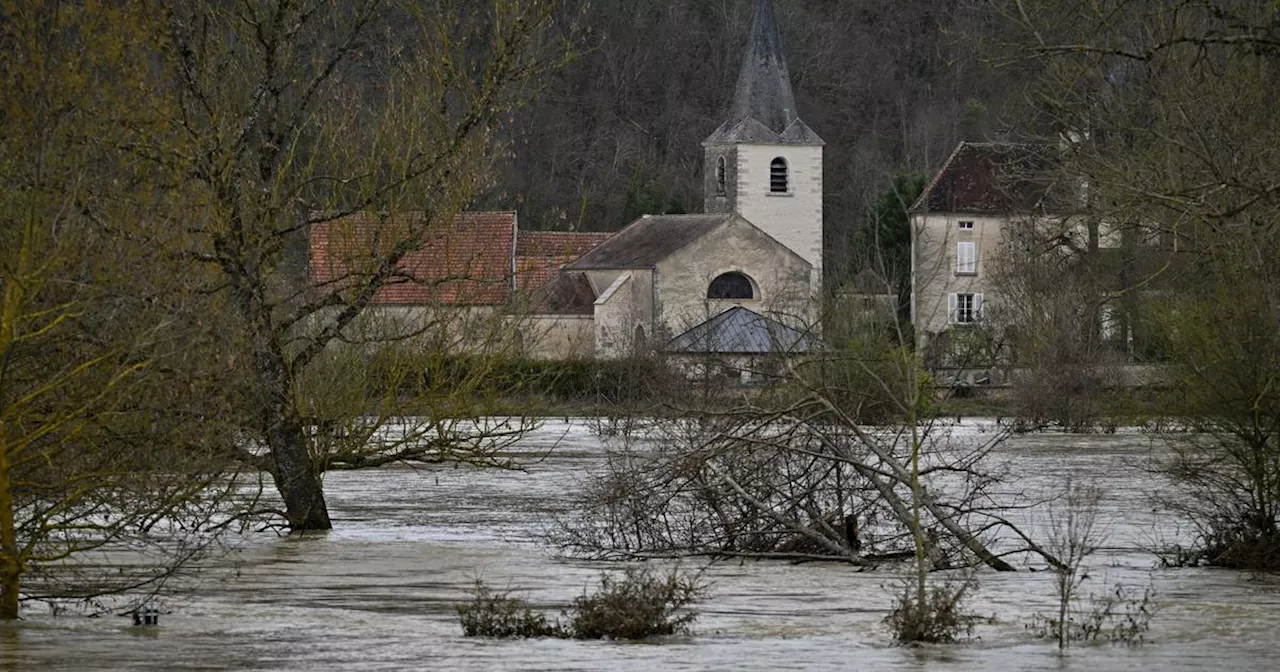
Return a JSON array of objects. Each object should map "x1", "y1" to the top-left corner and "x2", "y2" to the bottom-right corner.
[
  {"x1": 514, "y1": 230, "x2": 614, "y2": 291},
  {"x1": 309, "y1": 212, "x2": 517, "y2": 306}
]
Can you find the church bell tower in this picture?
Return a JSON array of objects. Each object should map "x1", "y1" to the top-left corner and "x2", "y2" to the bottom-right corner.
[{"x1": 704, "y1": 0, "x2": 824, "y2": 293}]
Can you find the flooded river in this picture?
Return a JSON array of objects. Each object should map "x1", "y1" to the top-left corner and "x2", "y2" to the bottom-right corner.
[{"x1": 3, "y1": 420, "x2": 1279, "y2": 670}]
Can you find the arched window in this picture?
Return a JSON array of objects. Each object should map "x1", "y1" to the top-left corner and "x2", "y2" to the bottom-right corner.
[
  {"x1": 633, "y1": 324, "x2": 648, "y2": 353},
  {"x1": 715, "y1": 156, "x2": 727, "y2": 194},
  {"x1": 770, "y1": 157, "x2": 789, "y2": 193},
  {"x1": 707, "y1": 272, "x2": 755, "y2": 300}
]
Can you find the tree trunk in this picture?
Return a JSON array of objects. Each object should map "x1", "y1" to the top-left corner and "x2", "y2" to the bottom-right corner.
[
  {"x1": 269, "y1": 417, "x2": 332, "y2": 531},
  {"x1": 0, "y1": 218, "x2": 30, "y2": 619},
  {"x1": 0, "y1": 424, "x2": 20, "y2": 619},
  {"x1": 252, "y1": 333, "x2": 332, "y2": 531}
]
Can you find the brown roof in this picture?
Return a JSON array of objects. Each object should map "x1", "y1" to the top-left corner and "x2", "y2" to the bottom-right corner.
[
  {"x1": 515, "y1": 230, "x2": 614, "y2": 291},
  {"x1": 565, "y1": 214, "x2": 732, "y2": 270},
  {"x1": 309, "y1": 212, "x2": 517, "y2": 306},
  {"x1": 529, "y1": 272, "x2": 597, "y2": 315},
  {"x1": 910, "y1": 142, "x2": 1067, "y2": 215}
]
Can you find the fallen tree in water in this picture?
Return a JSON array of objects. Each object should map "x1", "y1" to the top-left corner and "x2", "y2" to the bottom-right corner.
[{"x1": 553, "y1": 345, "x2": 1060, "y2": 572}]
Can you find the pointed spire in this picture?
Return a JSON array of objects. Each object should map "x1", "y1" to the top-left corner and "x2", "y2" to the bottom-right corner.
[{"x1": 729, "y1": 0, "x2": 798, "y2": 135}]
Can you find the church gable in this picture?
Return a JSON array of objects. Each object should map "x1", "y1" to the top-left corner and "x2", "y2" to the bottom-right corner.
[
  {"x1": 654, "y1": 215, "x2": 813, "y2": 339},
  {"x1": 658, "y1": 217, "x2": 810, "y2": 299}
]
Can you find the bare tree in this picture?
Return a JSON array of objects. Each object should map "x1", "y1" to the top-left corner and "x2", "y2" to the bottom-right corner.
[
  {"x1": 555, "y1": 285, "x2": 1062, "y2": 578},
  {"x1": 986, "y1": 0, "x2": 1280, "y2": 566},
  {"x1": 1042, "y1": 478, "x2": 1105, "y2": 649},
  {"x1": 129, "y1": 0, "x2": 580, "y2": 530}
]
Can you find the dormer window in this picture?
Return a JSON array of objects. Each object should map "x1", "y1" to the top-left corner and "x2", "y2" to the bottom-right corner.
[
  {"x1": 715, "y1": 156, "x2": 727, "y2": 195},
  {"x1": 770, "y1": 157, "x2": 789, "y2": 193}
]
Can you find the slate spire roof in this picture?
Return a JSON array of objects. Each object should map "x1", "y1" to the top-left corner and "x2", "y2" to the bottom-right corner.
[
  {"x1": 705, "y1": 0, "x2": 823, "y2": 146},
  {"x1": 732, "y1": 0, "x2": 796, "y2": 134}
]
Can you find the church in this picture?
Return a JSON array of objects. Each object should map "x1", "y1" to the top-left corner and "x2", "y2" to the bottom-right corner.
[
  {"x1": 520, "y1": 0, "x2": 823, "y2": 361},
  {"x1": 309, "y1": 0, "x2": 825, "y2": 362}
]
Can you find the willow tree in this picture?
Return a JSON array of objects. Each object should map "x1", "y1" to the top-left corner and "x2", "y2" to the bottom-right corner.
[
  {"x1": 131, "y1": 1, "x2": 579, "y2": 531},
  {"x1": 986, "y1": 0, "x2": 1280, "y2": 564},
  {"x1": 0, "y1": 1, "x2": 254, "y2": 620}
]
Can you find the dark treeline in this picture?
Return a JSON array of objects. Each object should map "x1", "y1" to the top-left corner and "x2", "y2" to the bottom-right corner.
[{"x1": 480, "y1": 0, "x2": 1023, "y2": 280}]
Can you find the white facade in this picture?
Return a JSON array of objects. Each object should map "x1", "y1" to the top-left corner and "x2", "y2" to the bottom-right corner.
[
  {"x1": 655, "y1": 216, "x2": 812, "y2": 337},
  {"x1": 734, "y1": 144, "x2": 824, "y2": 297},
  {"x1": 911, "y1": 212, "x2": 1011, "y2": 350}
]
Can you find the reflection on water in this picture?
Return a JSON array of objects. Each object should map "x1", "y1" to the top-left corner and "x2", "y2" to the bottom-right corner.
[{"x1": 3, "y1": 420, "x2": 1279, "y2": 671}]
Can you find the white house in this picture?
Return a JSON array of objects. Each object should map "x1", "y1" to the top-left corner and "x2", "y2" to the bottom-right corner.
[{"x1": 909, "y1": 142, "x2": 1069, "y2": 359}]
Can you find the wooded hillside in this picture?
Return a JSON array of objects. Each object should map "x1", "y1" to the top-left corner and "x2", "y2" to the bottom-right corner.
[{"x1": 479, "y1": 0, "x2": 1025, "y2": 281}]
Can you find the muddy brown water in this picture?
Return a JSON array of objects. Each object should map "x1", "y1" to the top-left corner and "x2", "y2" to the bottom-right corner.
[{"x1": 3, "y1": 420, "x2": 1278, "y2": 671}]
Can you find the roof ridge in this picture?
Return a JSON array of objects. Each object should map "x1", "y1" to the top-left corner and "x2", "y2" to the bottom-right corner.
[{"x1": 909, "y1": 142, "x2": 969, "y2": 214}]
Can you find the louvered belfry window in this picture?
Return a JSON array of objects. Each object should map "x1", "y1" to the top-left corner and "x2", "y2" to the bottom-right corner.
[{"x1": 770, "y1": 157, "x2": 788, "y2": 193}]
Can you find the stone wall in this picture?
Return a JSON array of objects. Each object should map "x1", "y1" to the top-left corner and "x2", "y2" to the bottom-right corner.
[
  {"x1": 524, "y1": 314, "x2": 595, "y2": 360},
  {"x1": 657, "y1": 215, "x2": 811, "y2": 339}
]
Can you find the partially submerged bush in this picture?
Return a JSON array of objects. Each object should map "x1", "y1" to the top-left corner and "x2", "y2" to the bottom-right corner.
[
  {"x1": 885, "y1": 576, "x2": 978, "y2": 645},
  {"x1": 456, "y1": 581, "x2": 560, "y2": 638},
  {"x1": 457, "y1": 566, "x2": 705, "y2": 640},
  {"x1": 569, "y1": 566, "x2": 704, "y2": 639},
  {"x1": 1176, "y1": 524, "x2": 1280, "y2": 571},
  {"x1": 1158, "y1": 436, "x2": 1280, "y2": 572},
  {"x1": 1028, "y1": 583, "x2": 1154, "y2": 646}
]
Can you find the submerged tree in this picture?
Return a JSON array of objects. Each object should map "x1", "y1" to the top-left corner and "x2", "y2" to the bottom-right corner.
[
  {"x1": 0, "y1": 1, "x2": 255, "y2": 619},
  {"x1": 129, "y1": 0, "x2": 580, "y2": 530},
  {"x1": 555, "y1": 285, "x2": 1061, "y2": 585}
]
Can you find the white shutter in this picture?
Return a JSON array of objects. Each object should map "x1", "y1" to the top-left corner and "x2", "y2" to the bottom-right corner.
[
  {"x1": 956, "y1": 242, "x2": 977, "y2": 274},
  {"x1": 948, "y1": 293, "x2": 958, "y2": 324},
  {"x1": 974, "y1": 293, "x2": 984, "y2": 321}
]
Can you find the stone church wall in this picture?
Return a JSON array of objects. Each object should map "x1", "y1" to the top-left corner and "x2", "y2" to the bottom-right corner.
[{"x1": 656, "y1": 217, "x2": 811, "y2": 339}]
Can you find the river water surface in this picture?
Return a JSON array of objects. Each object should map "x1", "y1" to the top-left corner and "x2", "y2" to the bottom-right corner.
[{"x1": 3, "y1": 420, "x2": 1278, "y2": 671}]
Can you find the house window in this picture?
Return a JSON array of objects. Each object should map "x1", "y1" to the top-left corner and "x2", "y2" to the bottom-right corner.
[
  {"x1": 770, "y1": 157, "x2": 789, "y2": 193},
  {"x1": 708, "y1": 272, "x2": 755, "y2": 299},
  {"x1": 949, "y1": 293, "x2": 983, "y2": 324},
  {"x1": 958, "y1": 220, "x2": 974, "y2": 230},
  {"x1": 715, "y1": 156, "x2": 727, "y2": 195},
  {"x1": 956, "y1": 241, "x2": 977, "y2": 275}
]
